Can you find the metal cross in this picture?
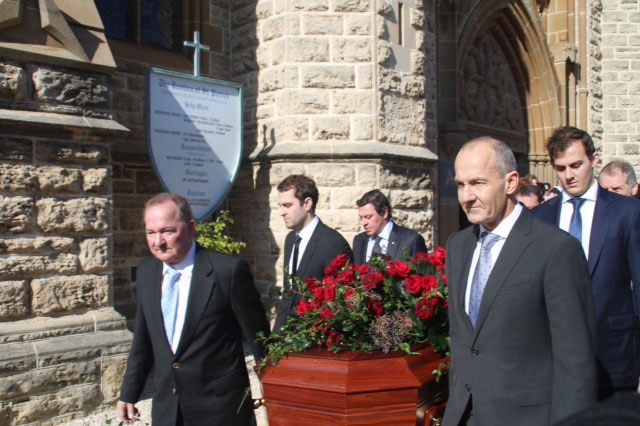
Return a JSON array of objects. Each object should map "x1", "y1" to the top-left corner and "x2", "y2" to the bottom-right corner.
[{"x1": 184, "y1": 31, "x2": 210, "y2": 77}]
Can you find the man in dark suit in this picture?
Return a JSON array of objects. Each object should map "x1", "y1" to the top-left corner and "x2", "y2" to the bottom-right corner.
[
  {"x1": 117, "y1": 193, "x2": 270, "y2": 426},
  {"x1": 273, "y1": 175, "x2": 353, "y2": 331},
  {"x1": 352, "y1": 189, "x2": 427, "y2": 264},
  {"x1": 443, "y1": 137, "x2": 597, "y2": 426},
  {"x1": 533, "y1": 126, "x2": 640, "y2": 397}
]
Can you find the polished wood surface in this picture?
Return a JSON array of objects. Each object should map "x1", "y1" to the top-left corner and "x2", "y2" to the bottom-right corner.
[{"x1": 260, "y1": 347, "x2": 448, "y2": 425}]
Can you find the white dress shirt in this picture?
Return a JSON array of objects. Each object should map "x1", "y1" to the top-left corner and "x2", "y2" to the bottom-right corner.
[
  {"x1": 464, "y1": 204, "x2": 523, "y2": 314},
  {"x1": 289, "y1": 216, "x2": 320, "y2": 274},
  {"x1": 558, "y1": 181, "x2": 598, "y2": 258},
  {"x1": 163, "y1": 241, "x2": 195, "y2": 353},
  {"x1": 366, "y1": 221, "x2": 393, "y2": 261}
]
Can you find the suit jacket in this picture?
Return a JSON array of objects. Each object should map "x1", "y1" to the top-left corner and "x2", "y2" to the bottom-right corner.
[
  {"x1": 352, "y1": 222, "x2": 427, "y2": 264},
  {"x1": 120, "y1": 245, "x2": 270, "y2": 426},
  {"x1": 533, "y1": 185, "x2": 640, "y2": 390},
  {"x1": 443, "y1": 208, "x2": 597, "y2": 426},
  {"x1": 273, "y1": 219, "x2": 353, "y2": 331}
]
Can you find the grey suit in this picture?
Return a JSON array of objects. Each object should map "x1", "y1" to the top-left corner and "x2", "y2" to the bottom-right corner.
[
  {"x1": 352, "y1": 222, "x2": 427, "y2": 264},
  {"x1": 443, "y1": 208, "x2": 597, "y2": 426},
  {"x1": 273, "y1": 219, "x2": 353, "y2": 331}
]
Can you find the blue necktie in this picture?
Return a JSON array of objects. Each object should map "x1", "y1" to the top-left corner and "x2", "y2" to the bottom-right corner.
[
  {"x1": 161, "y1": 267, "x2": 181, "y2": 344},
  {"x1": 469, "y1": 232, "x2": 501, "y2": 327},
  {"x1": 568, "y1": 198, "x2": 586, "y2": 242}
]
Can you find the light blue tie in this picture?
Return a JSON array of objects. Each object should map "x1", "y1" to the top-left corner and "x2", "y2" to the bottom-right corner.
[
  {"x1": 469, "y1": 232, "x2": 501, "y2": 327},
  {"x1": 161, "y1": 267, "x2": 181, "y2": 344},
  {"x1": 568, "y1": 198, "x2": 585, "y2": 242}
]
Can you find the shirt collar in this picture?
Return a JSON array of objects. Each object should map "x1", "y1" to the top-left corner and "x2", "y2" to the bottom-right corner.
[
  {"x1": 562, "y1": 180, "x2": 598, "y2": 204},
  {"x1": 298, "y1": 216, "x2": 319, "y2": 241},
  {"x1": 164, "y1": 240, "x2": 196, "y2": 273},
  {"x1": 374, "y1": 221, "x2": 394, "y2": 241},
  {"x1": 479, "y1": 203, "x2": 523, "y2": 240}
]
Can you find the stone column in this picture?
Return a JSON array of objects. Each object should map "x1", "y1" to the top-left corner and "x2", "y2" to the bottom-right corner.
[{"x1": 230, "y1": 0, "x2": 438, "y2": 317}]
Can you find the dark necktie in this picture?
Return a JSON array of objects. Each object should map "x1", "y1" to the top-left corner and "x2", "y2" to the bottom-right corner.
[
  {"x1": 469, "y1": 232, "x2": 501, "y2": 327},
  {"x1": 291, "y1": 235, "x2": 302, "y2": 277},
  {"x1": 161, "y1": 267, "x2": 181, "y2": 344},
  {"x1": 568, "y1": 198, "x2": 586, "y2": 242},
  {"x1": 371, "y1": 236, "x2": 383, "y2": 257}
]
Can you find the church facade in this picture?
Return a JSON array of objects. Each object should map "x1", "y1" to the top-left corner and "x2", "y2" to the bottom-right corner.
[{"x1": 0, "y1": 0, "x2": 637, "y2": 423}]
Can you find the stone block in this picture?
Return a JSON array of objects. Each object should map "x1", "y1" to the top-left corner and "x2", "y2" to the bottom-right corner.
[
  {"x1": 333, "y1": 91, "x2": 373, "y2": 114},
  {"x1": 8, "y1": 384, "x2": 102, "y2": 424},
  {"x1": 38, "y1": 166, "x2": 83, "y2": 193},
  {"x1": 83, "y1": 168, "x2": 110, "y2": 193},
  {"x1": 389, "y1": 189, "x2": 429, "y2": 209},
  {"x1": 0, "y1": 280, "x2": 29, "y2": 320},
  {"x1": 307, "y1": 163, "x2": 356, "y2": 186},
  {"x1": 34, "y1": 330, "x2": 132, "y2": 367},
  {"x1": 301, "y1": 65, "x2": 356, "y2": 88},
  {"x1": 335, "y1": 0, "x2": 371, "y2": 12},
  {"x1": 289, "y1": 0, "x2": 329, "y2": 11},
  {"x1": 36, "y1": 141, "x2": 109, "y2": 165},
  {"x1": 311, "y1": 116, "x2": 350, "y2": 139},
  {"x1": 0, "y1": 61, "x2": 28, "y2": 101},
  {"x1": 356, "y1": 64, "x2": 373, "y2": 89},
  {"x1": 32, "y1": 66, "x2": 108, "y2": 108},
  {"x1": 0, "y1": 137, "x2": 32, "y2": 163},
  {"x1": 101, "y1": 355, "x2": 128, "y2": 403},
  {"x1": 262, "y1": 15, "x2": 287, "y2": 41},
  {"x1": 287, "y1": 37, "x2": 330, "y2": 62},
  {"x1": 351, "y1": 115, "x2": 374, "y2": 140},
  {"x1": 346, "y1": 15, "x2": 372, "y2": 35},
  {"x1": 0, "y1": 361, "x2": 99, "y2": 400},
  {"x1": 277, "y1": 90, "x2": 330, "y2": 114},
  {"x1": 0, "y1": 342, "x2": 35, "y2": 374},
  {"x1": 79, "y1": 238, "x2": 111, "y2": 273},
  {"x1": 36, "y1": 197, "x2": 110, "y2": 233},
  {"x1": 355, "y1": 163, "x2": 378, "y2": 187},
  {"x1": 31, "y1": 274, "x2": 109, "y2": 315},
  {"x1": 332, "y1": 38, "x2": 372, "y2": 62},
  {"x1": 0, "y1": 164, "x2": 38, "y2": 192},
  {"x1": 303, "y1": 14, "x2": 344, "y2": 35},
  {"x1": 0, "y1": 237, "x2": 76, "y2": 254},
  {"x1": 0, "y1": 253, "x2": 77, "y2": 280}
]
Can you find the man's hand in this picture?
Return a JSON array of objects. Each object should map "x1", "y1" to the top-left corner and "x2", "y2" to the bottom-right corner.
[{"x1": 116, "y1": 400, "x2": 139, "y2": 424}]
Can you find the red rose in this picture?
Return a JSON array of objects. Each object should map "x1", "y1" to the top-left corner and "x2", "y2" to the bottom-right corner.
[
  {"x1": 415, "y1": 297, "x2": 438, "y2": 320},
  {"x1": 430, "y1": 247, "x2": 446, "y2": 267},
  {"x1": 344, "y1": 287, "x2": 356, "y2": 300},
  {"x1": 319, "y1": 306, "x2": 335, "y2": 320},
  {"x1": 387, "y1": 260, "x2": 411, "y2": 278},
  {"x1": 337, "y1": 268, "x2": 356, "y2": 286},
  {"x1": 421, "y1": 275, "x2": 438, "y2": 293},
  {"x1": 323, "y1": 275, "x2": 337, "y2": 287},
  {"x1": 297, "y1": 300, "x2": 311, "y2": 315},
  {"x1": 404, "y1": 275, "x2": 423, "y2": 295},
  {"x1": 310, "y1": 287, "x2": 325, "y2": 302},
  {"x1": 410, "y1": 252, "x2": 430, "y2": 265},
  {"x1": 362, "y1": 272, "x2": 384, "y2": 289},
  {"x1": 367, "y1": 299, "x2": 384, "y2": 316},
  {"x1": 326, "y1": 331, "x2": 341, "y2": 348},
  {"x1": 305, "y1": 277, "x2": 322, "y2": 292},
  {"x1": 324, "y1": 253, "x2": 349, "y2": 276},
  {"x1": 324, "y1": 282, "x2": 337, "y2": 301}
]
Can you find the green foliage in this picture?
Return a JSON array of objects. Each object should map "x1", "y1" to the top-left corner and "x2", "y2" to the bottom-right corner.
[{"x1": 196, "y1": 210, "x2": 246, "y2": 255}]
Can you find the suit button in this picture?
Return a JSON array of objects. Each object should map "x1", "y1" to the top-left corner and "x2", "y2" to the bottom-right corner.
[
  {"x1": 465, "y1": 384, "x2": 471, "y2": 392},
  {"x1": 172, "y1": 362, "x2": 179, "y2": 369},
  {"x1": 471, "y1": 347, "x2": 480, "y2": 355},
  {"x1": 172, "y1": 388, "x2": 177, "y2": 395}
]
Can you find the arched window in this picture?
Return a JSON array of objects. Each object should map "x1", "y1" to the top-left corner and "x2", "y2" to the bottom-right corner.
[{"x1": 95, "y1": 0, "x2": 183, "y2": 52}]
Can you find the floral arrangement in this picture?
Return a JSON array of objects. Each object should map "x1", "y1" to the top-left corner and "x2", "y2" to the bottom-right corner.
[{"x1": 258, "y1": 248, "x2": 449, "y2": 375}]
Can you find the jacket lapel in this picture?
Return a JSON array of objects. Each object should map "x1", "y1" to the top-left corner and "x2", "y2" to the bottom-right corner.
[
  {"x1": 387, "y1": 224, "x2": 401, "y2": 260},
  {"x1": 587, "y1": 186, "x2": 612, "y2": 275},
  {"x1": 296, "y1": 221, "x2": 323, "y2": 278},
  {"x1": 473, "y1": 210, "x2": 533, "y2": 335},
  {"x1": 175, "y1": 245, "x2": 216, "y2": 356},
  {"x1": 457, "y1": 227, "x2": 478, "y2": 333}
]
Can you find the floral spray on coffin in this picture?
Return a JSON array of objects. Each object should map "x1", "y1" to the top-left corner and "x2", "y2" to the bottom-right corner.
[{"x1": 258, "y1": 249, "x2": 450, "y2": 425}]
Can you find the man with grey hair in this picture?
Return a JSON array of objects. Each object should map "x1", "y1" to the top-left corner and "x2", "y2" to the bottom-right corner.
[
  {"x1": 598, "y1": 160, "x2": 638, "y2": 198},
  {"x1": 443, "y1": 136, "x2": 597, "y2": 426}
]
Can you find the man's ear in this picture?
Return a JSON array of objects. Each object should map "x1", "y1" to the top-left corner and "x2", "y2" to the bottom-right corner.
[
  {"x1": 505, "y1": 171, "x2": 519, "y2": 195},
  {"x1": 632, "y1": 183, "x2": 639, "y2": 197},
  {"x1": 591, "y1": 152, "x2": 601, "y2": 168},
  {"x1": 303, "y1": 196, "x2": 313, "y2": 213}
]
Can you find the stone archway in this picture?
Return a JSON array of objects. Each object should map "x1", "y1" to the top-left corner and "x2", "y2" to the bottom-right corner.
[{"x1": 437, "y1": 0, "x2": 561, "y2": 242}]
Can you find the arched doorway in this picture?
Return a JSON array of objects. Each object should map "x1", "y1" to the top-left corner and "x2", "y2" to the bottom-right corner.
[{"x1": 437, "y1": 0, "x2": 562, "y2": 243}]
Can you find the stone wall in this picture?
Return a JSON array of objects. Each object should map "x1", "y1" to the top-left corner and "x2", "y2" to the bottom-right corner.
[
  {"x1": 0, "y1": 59, "x2": 132, "y2": 425},
  {"x1": 596, "y1": 0, "x2": 640, "y2": 170}
]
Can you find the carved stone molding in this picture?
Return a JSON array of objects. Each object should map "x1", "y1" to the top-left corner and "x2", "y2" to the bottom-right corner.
[{"x1": 0, "y1": 0, "x2": 115, "y2": 72}]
